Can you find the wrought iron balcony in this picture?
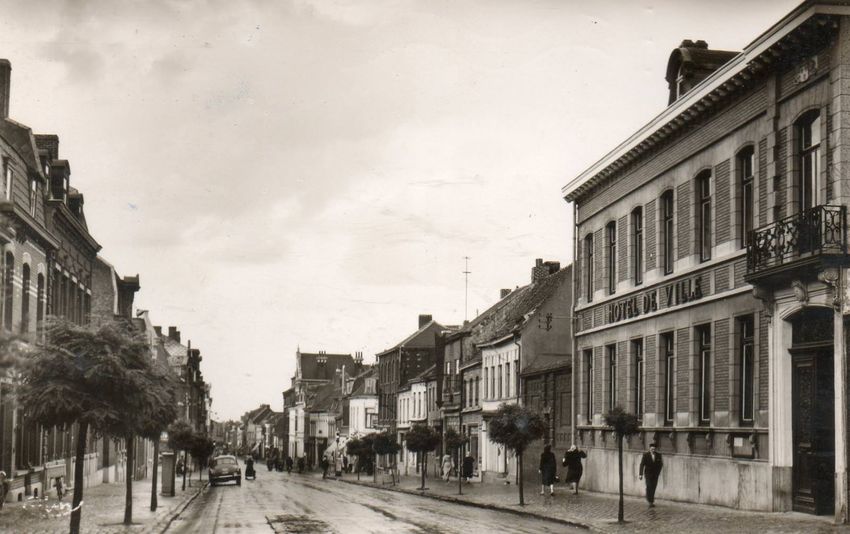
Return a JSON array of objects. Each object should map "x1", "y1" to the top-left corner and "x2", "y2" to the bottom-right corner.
[{"x1": 746, "y1": 205, "x2": 848, "y2": 284}]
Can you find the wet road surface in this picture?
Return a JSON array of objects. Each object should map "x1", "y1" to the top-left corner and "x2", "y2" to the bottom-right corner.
[{"x1": 166, "y1": 469, "x2": 584, "y2": 533}]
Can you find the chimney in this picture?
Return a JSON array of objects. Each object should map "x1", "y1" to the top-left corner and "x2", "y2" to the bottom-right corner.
[
  {"x1": 168, "y1": 326, "x2": 181, "y2": 343},
  {"x1": 500, "y1": 289, "x2": 512, "y2": 299},
  {"x1": 35, "y1": 134, "x2": 59, "y2": 161},
  {"x1": 418, "y1": 314, "x2": 432, "y2": 329},
  {"x1": 666, "y1": 40, "x2": 738, "y2": 105},
  {"x1": 354, "y1": 351, "x2": 363, "y2": 365},
  {"x1": 531, "y1": 258, "x2": 561, "y2": 283},
  {"x1": 154, "y1": 326, "x2": 162, "y2": 336},
  {"x1": 0, "y1": 60, "x2": 9, "y2": 119}
]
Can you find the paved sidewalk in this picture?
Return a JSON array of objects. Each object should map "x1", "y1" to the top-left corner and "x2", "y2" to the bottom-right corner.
[
  {"x1": 0, "y1": 473, "x2": 207, "y2": 534},
  {"x1": 336, "y1": 472, "x2": 850, "y2": 534}
]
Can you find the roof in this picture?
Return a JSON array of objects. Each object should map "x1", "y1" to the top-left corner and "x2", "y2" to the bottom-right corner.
[
  {"x1": 562, "y1": 1, "x2": 843, "y2": 202},
  {"x1": 377, "y1": 319, "x2": 452, "y2": 357},
  {"x1": 348, "y1": 367, "x2": 377, "y2": 397},
  {"x1": 476, "y1": 266, "x2": 572, "y2": 346},
  {"x1": 308, "y1": 380, "x2": 341, "y2": 412},
  {"x1": 520, "y1": 353, "x2": 571, "y2": 376},
  {"x1": 409, "y1": 364, "x2": 437, "y2": 385},
  {"x1": 0, "y1": 118, "x2": 44, "y2": 180},
  {"x1": 297, "y1": 351, "x2": 356, "y2": 381},
  {"x1": 162, "y1": 335, "x2": 188, "y2": 367}
]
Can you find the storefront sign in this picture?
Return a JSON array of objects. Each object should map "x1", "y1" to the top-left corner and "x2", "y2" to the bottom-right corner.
[{"x1": 605, "y1": 276, "x2": 704, "y2": 324}]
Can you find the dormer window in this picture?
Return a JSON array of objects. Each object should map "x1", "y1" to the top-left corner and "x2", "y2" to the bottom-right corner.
[
  {"x1": 29, "y1": 178, "x2": 37, "y2": 216},
  {"x1": 3, "y1": 158, "x2": 10, "y2": 201}
]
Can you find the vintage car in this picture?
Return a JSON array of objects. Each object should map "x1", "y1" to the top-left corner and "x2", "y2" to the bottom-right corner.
[{"x1": 209, "y1": 455, "x2": 242, "y2": 486}]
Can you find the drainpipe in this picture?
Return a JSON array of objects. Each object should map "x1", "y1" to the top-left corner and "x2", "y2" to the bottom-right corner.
[{"x1": 571, "y1": 200, "x2": 579, "y2": 445}]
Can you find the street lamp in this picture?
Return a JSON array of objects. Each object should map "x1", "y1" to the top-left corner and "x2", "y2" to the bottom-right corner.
[{"x1": 334, "y1": 431, "x2": 341, "y2": 477}]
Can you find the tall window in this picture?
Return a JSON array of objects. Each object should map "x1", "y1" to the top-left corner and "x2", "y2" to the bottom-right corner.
[
  {"x1": 29, "y1": 179, "x2": 37, "y2": 217},
  {"x1": 607, "y1": 221, "x2": 617, "y2": 294},
  {"x1": 3, "y1": 158, "x2": 10, "y2": 201},
  {"x1": 497, "y1": 364, "x2": 503, "y2": 398},
  {"x1": 662, "y1": 333, "x2": 674, "y2": 424},
  {"x1": 697, "y1": 324, "x2": 712, "y2": 424},
  {"x1": 633, "y1": 339, "x2": 644, "y2": 421},
  {"x1": 584, "y1": 234, "x2": 594, "y2": 301},
  {"x1": 3, "y1": 252, "x2": 13, "y2": 331},
  {"x1": 738, "y1": 146, "x2": 755, "y2": 248},
  {"x1": 607, "y1": 344, "x2": 617, "y2": 410},
  {"x1": 20, "y1": 264, "x2": 29, "y2": 334},
  {"x1": 739, "y1": 315, "x2": 755, "y2": 424},
  {"x1": 798, "y1": 110, "x2": 821, "y2": 211},
  {"x1": 36, "y1": 273, "x2": 44, "y2": 325},
  {"x1": 661, "y1": 191, "x2": 674, "y2": 274},
  {"x1": 697, "y1": 171, "x2": 712, "y2": 261},
  {"x1": 584, "y1": 349, "x2": 593, "y2": 424},
  {"x1": 632, "y1": 207, "x2": 643, "y2": 285}
]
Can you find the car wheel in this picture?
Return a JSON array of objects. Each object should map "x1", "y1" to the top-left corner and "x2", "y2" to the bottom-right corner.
[
  {"x1": 211, "y1": 481, "x2": 216, "y2": 487},
  {"x1": 237, "y1": 477, "x2": 241, "y2": 486}
]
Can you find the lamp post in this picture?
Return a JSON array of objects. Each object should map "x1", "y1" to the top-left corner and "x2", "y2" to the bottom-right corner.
[{"x1": 334, "y1": 432, "x2": 341, "y2": 477}]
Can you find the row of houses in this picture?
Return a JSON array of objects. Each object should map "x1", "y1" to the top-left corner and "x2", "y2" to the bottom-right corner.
[
  {"x1": 0, "y1": 59, "x2": 211, "y2": 502},
  {"x1": 275, "y1": 1, "x2": 850, "y2": 522}
]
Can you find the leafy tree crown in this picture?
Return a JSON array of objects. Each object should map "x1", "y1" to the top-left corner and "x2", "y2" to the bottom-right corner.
[
  {"x1": 603, "y1": 406, "x2": 640, "y2": 437},
  {"x1": 405, "y1": 423, "x2": 441, "y2": 453},
  {"x1": 487, "y1": 403, "x2": 546, "y2": 455}
]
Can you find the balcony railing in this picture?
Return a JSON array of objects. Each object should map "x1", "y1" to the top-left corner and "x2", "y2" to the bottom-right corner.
[{"x1": 746, "y1": 205, "x2": 847, "y2": 277}]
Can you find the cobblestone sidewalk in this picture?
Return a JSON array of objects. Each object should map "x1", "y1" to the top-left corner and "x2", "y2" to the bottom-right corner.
[
  {"x1": 0, "y1": 473, "x2": 206, "y2": 534},
  {"x1": 337, "y1": 472, "x2": 850, "y2": 534}
]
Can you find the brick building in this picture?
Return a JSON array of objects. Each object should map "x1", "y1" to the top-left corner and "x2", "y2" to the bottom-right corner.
[{"x1": 563, "y1": 1, "x2": 850, "y2": 519}]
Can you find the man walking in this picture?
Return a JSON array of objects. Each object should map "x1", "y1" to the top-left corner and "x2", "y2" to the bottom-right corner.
[{"x1": 638, "y1": 442, "x2": 663, "y2": 507}]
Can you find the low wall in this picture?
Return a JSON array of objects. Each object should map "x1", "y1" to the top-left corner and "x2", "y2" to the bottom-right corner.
[{"x1": 581, "y1": 447, "x2": 772, "y2": 511}]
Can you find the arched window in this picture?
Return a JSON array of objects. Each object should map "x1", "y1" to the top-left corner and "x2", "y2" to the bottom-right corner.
[
  {"x1": 737, "y1": 146, "x2": 755, "y2": 248},
  {"x1": 661, "y1": 191, "x2": 674, "y2": 274},
  {"x1": 696, "y1": 170, "x2": 712, "y2": 262},
  {"x1": 20, "y1": 264, "x2": 30, "y2": 334},
  {"x1": 797, "y1": 110, "x2": 821, "y2": 211},
  {"x1": 2, "y1": 252, "x2": 12, "y2": 330}
]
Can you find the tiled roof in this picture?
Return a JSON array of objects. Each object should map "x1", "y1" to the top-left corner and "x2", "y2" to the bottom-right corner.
[
  {"x1": 161, "y1": 336, "x2": 188, "y2": 367},
  {"x1": 409, "y1": 364, "x2": 436, "y2": 385},
  {"x1": 298, "y1": 352, "x2": 355, "y2": 381},
  {"x1": 476, "y1": 266, "x2": 572, "y2": 346},
  {"x1": 520, "y1": 353, "x2": 571, "y2": 376},
  {"x1": 377, "y1": 320, "x2": 452, "y2": 356},
  {"x1": 308, "y1": 380, "x2": 340, "y2": 412},
  {"x1": 348, "y1": 367, "x2": 377, "y2": 397},
  {"x1": 0, "y1": 118, "x2": 42, "y2": 177}
]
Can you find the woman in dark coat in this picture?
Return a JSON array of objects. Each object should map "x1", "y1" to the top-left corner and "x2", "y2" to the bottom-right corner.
[
  {"x1": 562, "y1": 444, "x2": 587, "y2": 494},
  {"x1": 539, "y1": 444, "x2": 557, "y2": 496},
  {"x1": 462, "y1": 452, "x2": 475, "y2": 483}
]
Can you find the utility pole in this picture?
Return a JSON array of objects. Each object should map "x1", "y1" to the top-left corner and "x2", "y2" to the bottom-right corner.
[{"x1": 463, "y1": 256, "x2": 471, "y2": 322}]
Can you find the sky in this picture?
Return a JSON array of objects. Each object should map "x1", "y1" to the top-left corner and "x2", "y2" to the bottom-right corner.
[{"x1": 0, "y1": 0, "x2": 800, "y2": 419}]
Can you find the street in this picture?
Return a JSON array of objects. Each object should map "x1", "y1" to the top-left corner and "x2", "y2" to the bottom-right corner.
[{"x1": 166, "y1": 470, "x2": 582, "y2": 534}]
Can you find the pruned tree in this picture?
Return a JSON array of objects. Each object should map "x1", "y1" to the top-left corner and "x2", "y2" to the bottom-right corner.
[
  {"x1": 372, "y1": 431, "x2": 401, "y2": 485},
  {"x1": 405, "y1": 424, "x2": 441, "y2": 490},
  {"x1": 346, "y1": 436, "x2": 374, "y2": 481},
  {"x1": 138, "y1": 368, "x2": 178, "y2": 512},
  {"x1": 17, "y1": 318, "x2": 153, "y2": 534},
  {"x1": 487, "y1": 403, "x2": 546, "y2": 506},
  {"x1": 190, "y1": 433, "x2": 215, "y2": 482},
  {"x1": 444, "y1": 427, "x2": 468, "y2": 495},
  {"x1": 168, "y1": 420, "x2": 195, "y2": 492},
  {"x1": 604, "y1": 407, "x2": 640, "y2": 523}
]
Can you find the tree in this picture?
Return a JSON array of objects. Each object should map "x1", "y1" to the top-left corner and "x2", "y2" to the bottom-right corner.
[
  {"x1": 190, "y1": 433, "x2": 215, "y2": 482},
  {"x1": 17, "y1": 318, "x2": 154, "y2": 534},
  {"x1": 604, "y1": 407, "x2": 640, "y2": 524},
  {"x1": 372, "y1": 431, "x2": 401, "y2": 485},
  {"x1": 138, "y1": 368, "x2": 178, "y2": 512},
  {"x1": 444, "y1": 427, "x2": 468, "y2": 495},
  {"x1": 487, "y1": 403, "x2": 546, "y2": 506},
  {"x1": 346, "y1": 436, "x2": 375, "y2": 481},
  {"x1": 405, "y1": 424, "x2": 441, "y2": 490},
  {"x1": 168, "y1": 420, "x2": 195, "y2": 492}
]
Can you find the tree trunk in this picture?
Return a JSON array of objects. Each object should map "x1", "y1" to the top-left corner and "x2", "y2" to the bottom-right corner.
[
  {"x1": 181, "y1": 450, "x2": 187, "y2": 491},
  {"x1": 420, "y1": 452, "x2": 426, "y2": 490},
  {"x1": 518, "y1": 450, "x2": 525, "y2": 506},
  {"x1": 150, "y1": 439, "x2": 159, "y2": 511},
  {"x1": 124, "y1": 436, "x2": 134, "y2": 525},
  {"x1": 457, "y1": 448, "x2": 462, "y2": 495},
  {"x1": 618, "y1": 436, "x2": 624, "y2": 523},
  {"x1": 69, "y1": 421, "x2": 87, "y2": 534}
]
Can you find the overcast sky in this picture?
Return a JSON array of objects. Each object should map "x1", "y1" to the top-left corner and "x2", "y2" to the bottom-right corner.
[{"x1": 1, "y1": 0, "x2": 799, "y2": 419}]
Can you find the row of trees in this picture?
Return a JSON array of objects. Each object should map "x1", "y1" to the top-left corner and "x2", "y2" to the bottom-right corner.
[
  {"x1": 344, "y1": 403, "x2": 640, "y2": 524},
  {"x1": 8, "y1": 318, "x2": 213, "y2": 534}
]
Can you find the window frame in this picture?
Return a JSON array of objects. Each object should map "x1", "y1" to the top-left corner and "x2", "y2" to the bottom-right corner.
[
  {"x1": 606, "y1": 221, "x2": 617, "y2": 294},
  {"x1": 584, "y1": 348, "x2": 593, "y2": 424},
  {"x1": 661, "y1": 191, "x2": 674, "y2": 275},
  {"x1": 737, "y1": 146, "x2": 755, "y2": 249},
  {"x1": 607, "y1": 344, "x2": 617, "y2": 411},
  {"x1": 697, "y1": 171, "x2": 712, "y2": 262},
  {"x1": 633, "y1": 338, "x2": 644, "y2": 422},
  {"x1": 632, "y1": 207, "x2": 643, "y2": 285},
  {"x1": 696, "y1": 324, "x2": 712, "y2": 425},
  {"x1": 662, "y1": 332, "x2": 675, "y2": 425},
  {"x1": 738, "y1": 315, "x2": 755, "y2": 425},
  {"x1": 797, "y1": 110, "x2": 821, "y2": 212}
]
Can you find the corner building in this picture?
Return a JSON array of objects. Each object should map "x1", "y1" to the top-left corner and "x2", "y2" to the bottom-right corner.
[{"x1": 563, "y1": 2, "x2": 850, "y2": 520}]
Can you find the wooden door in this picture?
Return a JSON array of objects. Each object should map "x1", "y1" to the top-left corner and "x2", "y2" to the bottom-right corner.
[{"x1": 792, "y1": 349, "x2": 834, "y2": 515}]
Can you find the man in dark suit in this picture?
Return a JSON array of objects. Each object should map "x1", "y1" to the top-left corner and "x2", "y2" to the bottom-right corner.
[{"x1": 638, "y1": 442, "x2": 663, "y2": 507}]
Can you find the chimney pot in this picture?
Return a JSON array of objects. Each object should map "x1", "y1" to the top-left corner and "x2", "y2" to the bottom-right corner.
[
  {"x1": 154, "y1": 326, "x2": 162, "y2": 336},
  {"x1": 418, "y1": 314, "x2": 432, "y2": 329},
  {"x1": 168, "y1": 326, "x2": 181, "y2": 343},
  {"x1": 500, "y1": 288, "x2": 512, "y2": 299}
]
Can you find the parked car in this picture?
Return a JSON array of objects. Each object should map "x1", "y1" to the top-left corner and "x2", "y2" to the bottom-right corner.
[{"x1": 209, "y1": 455, "x2": 241, "y2": 486}]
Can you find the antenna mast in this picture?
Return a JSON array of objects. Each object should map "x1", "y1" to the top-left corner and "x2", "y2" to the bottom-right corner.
[{"x1": 463, "y1": 256, "x2": 471, "y2": 321}]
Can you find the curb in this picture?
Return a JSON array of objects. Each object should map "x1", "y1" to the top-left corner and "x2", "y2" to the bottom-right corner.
[
  {"x1": 335, "y1": 477, "x2": 599, "y2": 532},
  {"x1": 158, "y1": 481, "x2": 209, "y2": 533}
]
